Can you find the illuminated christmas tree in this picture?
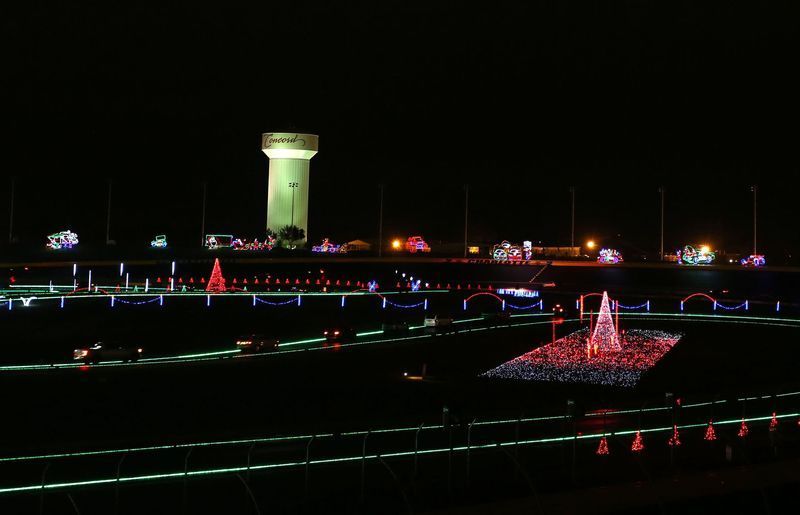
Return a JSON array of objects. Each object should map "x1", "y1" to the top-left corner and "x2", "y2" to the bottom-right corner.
[
  {"x1": 769, "y1": 412, "x2": 778, "y2": 432},
  {"x1": 205, "y1": 258, "x2": 226, "y2": 293},
  {"x1": 596, "y1": 436, "x2": 609, "y2": 455},
  {"x1": 590, "y1": 291, "x2": 621, "y2": 353},
  {"x1": 704, "y1": 421, "x2": 717, "y2": 441},
  {"x1": 737, "y1": 419, "x2": 749, "y2": 438},
  {"x1": 667, "y1": 425, "x2": 681, "y2": 447},
  {"x1": 631, "y1": 431, "x2": 644, "y2": 452}
]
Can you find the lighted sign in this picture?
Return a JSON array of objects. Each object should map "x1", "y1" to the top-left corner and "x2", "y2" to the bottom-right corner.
[
  {"x1": 150, "y1": 235, "x2": 167, "y2": 248},
  {"x1": 597, "y1": 248, "x2": 623, "y2": 264},
  {"x1": 468, "y1": 246, "x2": 480, "y2": 255},
  {"x1": 496, "y1": 288, "x2": 539, "y2": 298},
  {"x1": 678, "y1": 245, "x2": 715, "y2": 265},
  {"x1": 740, "y1": 254, "x2": 766, "y2": 267},
  {"x1": 46, "y1": 230, "x2": 79, "y2": 249}
]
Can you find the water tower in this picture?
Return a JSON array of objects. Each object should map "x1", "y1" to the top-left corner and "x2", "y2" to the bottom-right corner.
[{"x1": 261, "y1": 132, "x2": 319, "y2": 240}]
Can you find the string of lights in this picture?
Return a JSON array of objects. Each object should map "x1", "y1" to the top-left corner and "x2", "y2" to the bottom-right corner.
[{"x1": 1, "y1": 411, "x2": 795, "y2": 496}]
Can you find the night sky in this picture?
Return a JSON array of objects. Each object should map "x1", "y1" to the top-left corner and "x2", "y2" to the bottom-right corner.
[{"x1": 2, "y1": 2, "x2": 797, "y2": 257}]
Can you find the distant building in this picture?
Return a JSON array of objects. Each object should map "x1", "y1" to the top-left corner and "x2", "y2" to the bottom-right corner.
[{"x1": 261, "y1": 133, "x2": 319, "y2": 241}]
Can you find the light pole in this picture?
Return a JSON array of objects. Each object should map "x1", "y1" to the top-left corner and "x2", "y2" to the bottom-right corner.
[
  {"x1": 463, "y1": 184, "x2": 469, "y2": 258},
  {"x1": 289, "y1": 181, "x2": 299, "y2": 228},
  {"x1": 570, "y1": 187, "x2": 575, "y2": 247},
  {"x1": 751, "y1": 185, "x2": 757, "y2": 255},
  {"x1": 378, "y1": 184, "x2": 384, "y2": 257},
  {"x1": 8, "y1": 177, "x2": 14, "y2": 245},
  {"x1": 658, "y1": 186, "x2": 665, "y2": 260},
  {"x1": 105, "y1": 179, "x2": 113, "y2": 245},
  {"x1": 200, "y1": 181, "x2": 207, "y2": 247}
]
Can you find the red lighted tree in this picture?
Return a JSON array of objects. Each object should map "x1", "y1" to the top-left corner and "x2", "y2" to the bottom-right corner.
[
  {"x1": 590, "y1": 291, "x2": 621, "y2": 353},
  {"x1": 206, "y1": 258, "x2": 226, "y2": 293}
]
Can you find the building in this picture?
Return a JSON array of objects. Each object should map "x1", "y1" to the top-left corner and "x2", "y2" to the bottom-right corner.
[{"x1": 261, "y1": 132, "x2": 319, "y2": 241}]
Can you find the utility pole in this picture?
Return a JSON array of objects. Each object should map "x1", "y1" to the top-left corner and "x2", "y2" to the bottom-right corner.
[
  {"x1": 570, "y1": 187, "x2": 575, "y2": 247},
  {"x1": 463, "y1": 184, "x2": 469, "y2": 258},
  {"x1": 105, "y1": 179, "x2": 113, "y2": 244},
  {"x1": 200, "y1": 181, "x2": 207, "y2": 247},
  {"x1": 378, "y1": 184, "x2": 384, "y2": 257},
  {"x1": 752, "y1": 185, "x2": 758, "y2": 255},
  {"x1": 659, "y1": 186, "x2": 665, "y2": 260},
  {"x1": 8, "y1": 177, "x2": 14, "y2": 245}
]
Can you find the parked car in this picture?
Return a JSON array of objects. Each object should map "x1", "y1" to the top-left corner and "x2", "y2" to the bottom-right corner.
[
  {"x1": 424, "y1": 315, "x2": 456, "y2": 334},
  {"x1": 382, "y1": 320, "x2": 410, "y2": 334},
  {"x1": 324, "y1": 326, "x2": 357, "y2": 342},
  {"x1": 73, "y1": 342, "x2": 142, "y2": 364},
  {"x1": 236, "y1": 334, "x2": 280, "y2": 354}
]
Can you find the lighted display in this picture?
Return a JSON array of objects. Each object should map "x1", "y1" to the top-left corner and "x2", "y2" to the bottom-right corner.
[
  {"x1": 740, "y1": 254, "x2": 766, "y2": 267},
  {"x1": 496, "y1": 288, "x2": 539, "y2": 298},
  {"x1": 206, "y1": 258, "x2": 227, "y2": 293},
  {"x1": 405, "y1": 236, "x2": 430, "y2": 253},
  {"x1": 312, "y1": 238, "x2": 347, "y2": 253},
  {"x1": 491, "y1": 240, "x2": 532, "y2": 261},
  {"x1": 46, "y1": 230, "x2": 79, "y2": 249},
  {"x1": 483, "y1": 293, "x2": 681, "y2": 387},
  {"x1": 232, "y1": 236, "x2": 276, "y2": 251},
  {"x1": 678, "y1": 245, "x2": 716, "y2": 265},
  {"x1": 205, "y1": 234, "x2": 235, "y2": 249},
  {"x1": 597, "y1": 248, "x2": 623, "y2": 264},
  {"x1": 150, "y1": 234, "x2": 167, "y2": 248}
]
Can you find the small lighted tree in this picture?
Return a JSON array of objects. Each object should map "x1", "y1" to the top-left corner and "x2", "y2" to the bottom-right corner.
[{"x1": 205, "y1": 258, "x2": 226, "y2": 293}]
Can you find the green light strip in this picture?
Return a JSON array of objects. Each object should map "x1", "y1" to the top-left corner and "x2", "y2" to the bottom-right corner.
[
  {"x1": 1, "y1": 411, "x2": 795, "y2": 495},
  {"x1": 0, "y1": 433, "x2": 332, "y2": 464},
  {"x1": 0, "y1": 316, "x2": 557, "y2": 372}
]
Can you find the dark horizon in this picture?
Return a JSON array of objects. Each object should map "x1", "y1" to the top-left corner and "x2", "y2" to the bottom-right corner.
[{"x1": 2, "y1": 2, "x2": 797, "y2": 256}]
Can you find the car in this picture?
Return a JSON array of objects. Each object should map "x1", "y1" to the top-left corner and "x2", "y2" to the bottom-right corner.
[
  {"x1": 382, "y1": 320, "x2": 410, "y2": 334},
  {"x1": 236, "y1": 334, "x2": 280, "y2": 354},
  {"x1": 73, "y1": 342, "x2": 142, "y2": 364},
  {"x1": 424, "y1": 315, "x2": 456, "y2": 334},
  {"x1": 324, "y1": 326, "x2": 357, "y2": 342},
  {"x1": 481, "y1": 311, "x2": 511, "y2": 325},
  {"x1": 552, "y1": 304, "x2": 567, "y2": 322}
]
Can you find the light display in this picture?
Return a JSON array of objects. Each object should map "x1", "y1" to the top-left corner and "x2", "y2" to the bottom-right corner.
[
  {"x1": 590, "y1": 292, "x2": 621, "y2": 352},
  {"x1": 704, "y1": 421, "x2": 717, "y2": 441},
  {"x1": 595, "y1": 436, "x2": 609, "y2": 455},
  {"x1": 46, "y1": 230, "x2": 79, "y2": 249},
  {"x1": 677, "y1": 245, "x2": 716, "y2": 265},
  {"x1": 311, "y1": 238, "x2": 347, "y2": 254},
  {"x1": 631, "y1": 431, "x2": 644, "y2": 452},
  {"x1": 205, "y1": 258, "x2": 226, "y2": 293},
  {"x1": 737, "y1": 419, "x2": 749, "y2": 438},
  {"x1": 769, "y1": 412, "x2": 778, "y2": 432},
  {"x1": 205, "y1": 234, "x2": 235, "y2": 249},
  {"x1": 490, "y1": 240, "x2": 531, "y2": 261},
  {"x1": 741, "y1": 254, "x2": 766, "y2": 267},
  {"x1": 150, "y1": 235, "x2": 167, "y2": 248},
  {"x1": 597, "y1": 248, "x2": 623, "y2": 264},
  {"x1": 405, "y1": 236, "x2": 430, "y2": 253},
  {"x1": 232, "y1": 236, "x2": 276, "y2": 251},
  {"x1": 496, "y1": 288, "x2": 539, "y2": 298},
  {"x1": 482, "y1": 328, "x2": 682, "y2": 387},
  {"x1": 667, "y1": 425, "x2": 681, "y2": 447}
]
